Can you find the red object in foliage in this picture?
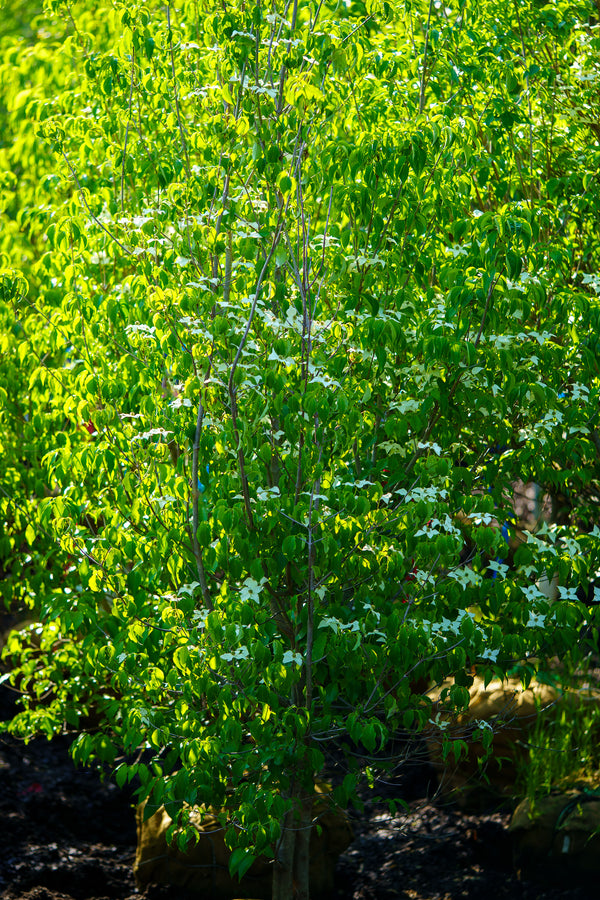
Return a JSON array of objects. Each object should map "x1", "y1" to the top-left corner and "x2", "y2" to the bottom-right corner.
[{"x1": 19, "y1": 782, "x2": 43, "y2": 796}]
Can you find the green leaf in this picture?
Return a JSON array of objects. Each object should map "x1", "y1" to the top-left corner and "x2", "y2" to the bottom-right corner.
[{"x1": 229, "y1": 847, "x2": 256, "y2": 881}]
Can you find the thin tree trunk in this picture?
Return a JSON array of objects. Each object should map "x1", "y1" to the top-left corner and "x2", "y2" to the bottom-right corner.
[
  {"x1": 272, "y1": 809, "x2": 296, "y2": 900},
  {"x1": 272, "y1": 780, "x2": 313, "y2": 900},
  {"x1": 292, "y1": 793, "x2": 312, "y2": 900}
]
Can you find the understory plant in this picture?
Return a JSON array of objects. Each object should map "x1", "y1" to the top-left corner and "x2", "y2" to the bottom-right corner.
[{"x1": 518, "y1": 658, "x2": 600, "y2": 799}]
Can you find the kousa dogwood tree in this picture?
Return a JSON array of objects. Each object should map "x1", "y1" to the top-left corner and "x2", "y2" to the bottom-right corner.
[{"x1": 2, "y1": 0, "x2": 600, "y2": 897}]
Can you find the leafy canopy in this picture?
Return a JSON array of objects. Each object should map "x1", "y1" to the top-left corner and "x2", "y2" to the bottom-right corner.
[{"x1": 1, "y1": 0, "x2": 600, "y2": 884}]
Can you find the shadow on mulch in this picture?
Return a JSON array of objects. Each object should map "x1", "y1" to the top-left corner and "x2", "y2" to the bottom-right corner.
[{"x1": 0, "y1": 684, "x2": 597, "y2": 900}]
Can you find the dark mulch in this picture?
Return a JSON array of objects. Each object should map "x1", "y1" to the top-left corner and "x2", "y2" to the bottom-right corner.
[{"x1": 0, "y1": 683, "x2": 596, "y2": 900}]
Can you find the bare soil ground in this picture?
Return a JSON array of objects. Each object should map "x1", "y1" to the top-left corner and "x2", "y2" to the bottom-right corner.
[{"x1": 0, "y1": 685, "x2": 596, "y2": 900}]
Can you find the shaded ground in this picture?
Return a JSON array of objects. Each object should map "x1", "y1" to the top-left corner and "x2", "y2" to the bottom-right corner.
[{"x1": 0, "y1": 685, "x2": 597, "y2": 900}]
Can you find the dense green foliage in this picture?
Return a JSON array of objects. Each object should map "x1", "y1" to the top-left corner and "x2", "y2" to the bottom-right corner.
[{"x1": 2, "y1": 0, "x2": 600, "y2": 895}]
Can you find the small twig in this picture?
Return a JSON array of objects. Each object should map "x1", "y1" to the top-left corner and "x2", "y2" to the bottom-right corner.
[{"x1": 341, "y1": 13, "x2": 375, "y2": 44}]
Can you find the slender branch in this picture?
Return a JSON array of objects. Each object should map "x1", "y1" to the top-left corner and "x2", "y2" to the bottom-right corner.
[
  {"x1": 166, "y1": 5, "x2": 191, "y2": 178},
  {"x1": 192, "y1": 391, "x2": 212, "y2": 610},
  {"x1": 304, "y1": 451, "x2": 323, "y2": 716},
  {"x1": 234, "y1": 57, "x2": 247, "y2": 119},
  {"x1": 419, "y1": 0, "x2": 435, "y2": 113},
  {"x1": 404, "y1": 274, "x2": 498, "y2": 478},
  {"x1": 310, "y1": 0, "x2": 325, "y2": 32},
  {"x1": 473, "y1": 272, "x2": 499, "y2": 349},
  {"x1": 313, "y1": 184, "x2": 334, "y2": 290},
  {"x1": 61, "y1": 152, "x2": 132, "y2": 257},
  {"x1": 341, "y1": 13, "x2": 375, "y2": 44},
  {"x1": 121, "y1": 47, "x2": 136, "y2": 214},
  {"x1": 276, "y1": 0, "x2": 299, "y2": 114},
  {"x1": 227, "y1": 209, "x2": 287, "y2": 528},
  {"x1": 212, "y1": 174, "x2": 231, "y2": 290},
  {"x1": 513, "y1": 0, "x2": 534, "y2": 184}
]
